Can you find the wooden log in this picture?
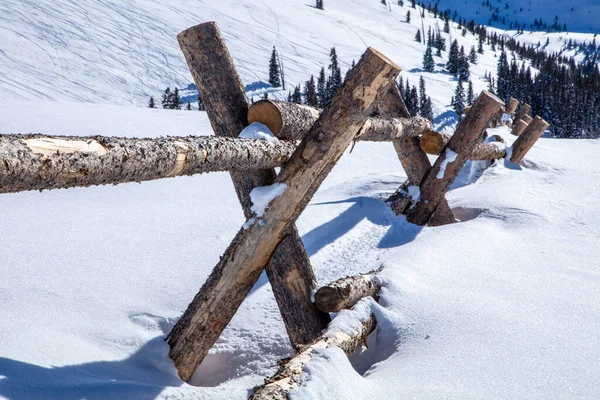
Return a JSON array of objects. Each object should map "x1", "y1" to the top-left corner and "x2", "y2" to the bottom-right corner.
[
  {"x1": 407, "y1": 91, "x2": 504, "y2": 226},
  {"x1": 376, "y1": 84, "x2": 411, "y2": 117},
  {"x1": 509, "y1": 116, "x2": 549, "y2": 163},
  {"x1": 250, "y1": 299, "x2": 378, "y2": 400},
  {"x1": 314, "y1": 271, "x2": 382, "y2": 313},
  {"x1": 0, "y1": 135, "x2": 298, "y2": 194},
  {"x1": 522, "y1": 114, "x2": 533, "y2": 125},
  {"x1": 514, "y1": 103, "x2": 531, "y2": 126},
  {"x1": 420, "y1": 131, "x2": 507, "y2": 160},
  {"x1": 176, "y1": 21, "x2": 329, "y2": 358},
  {"x1": 511, "y1": 119, "x2": 528, "y2": 136},
  {"x1": 506, "y1": 97, "x2": 519, "y2": 117},
  {"x1": 248, "y1": 100, "x2": 431, "y2": 142},
  {"x1": 167, "y1": 46, "x2": 400, "y2": 381}
]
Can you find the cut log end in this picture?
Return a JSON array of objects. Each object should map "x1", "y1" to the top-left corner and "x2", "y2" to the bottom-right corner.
[
  {"x1": 247, "y1": 100, "x2": 283, "y2": 136},
  {"x1": 314, "y1": 271, "x2": 382, "y2": 313}
]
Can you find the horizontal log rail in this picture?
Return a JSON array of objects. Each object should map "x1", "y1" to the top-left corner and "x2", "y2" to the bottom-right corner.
[
  {"x1": 0, "y1": 134, "x2": 296, "y2": 193},
  {"x1": 314, "y1": 270, "x2": 383, "y2": 313},
  {"x1": 420, "y1": 131, "x2": 507, "y2": 160}
]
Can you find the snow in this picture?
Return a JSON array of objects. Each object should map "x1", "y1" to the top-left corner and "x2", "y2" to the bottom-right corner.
[
  {"x1": 239, "y1": 122, "x2": 278, "y2": 142},
  {"x1": 249, "y1": 183, "x2": 287, "y2": 218},
  {"x1": 407, "y1": 185, "x2": 420, "y2": 202},
  {"x1": 436, "y1": 148, "x2": 459, "y2": 179}
]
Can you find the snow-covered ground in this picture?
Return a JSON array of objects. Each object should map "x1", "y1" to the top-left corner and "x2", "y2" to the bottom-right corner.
[{"x1": 1, "y1": 101, "x2": 599, "y2": 399}]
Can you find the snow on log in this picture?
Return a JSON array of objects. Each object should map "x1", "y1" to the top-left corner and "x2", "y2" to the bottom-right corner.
[
  {"x1": 314, "y1": 271, "x2": 383, "y2": 313},
  {"x1": 514, "y1": 103, "x2": 531, "y2": 126},
  {"x1": 511, "y1": 119, "x2": 528, "y2": 136},
  {"x1": 176, "y1": 21, "x2": 330, "y2": 360},
  {"x1": 509, "y1": 116, "x2": 549, "y2": 163},
  {"x1": 522, "y1": 114, "x2": 533, "y2": 125},
  {"x1": 167, "y1": 45, "x2": 400, "y2": 382},
  {"x1": 420, "y1": 131, "x2": 507, "y2": 160},
  {"x1": 249, "y1": 299, "x2": 379, "y2": 400},
  {"x1": 0, "y1": 135, "x2": 296, "y2": 193},
  {"x1": 407, "y1": 91, "x2": 504, "y2": 226},
  {"x1": 506, "y1": 97, "x2": 519, "y2": 117},
  {"x1": 247, "y1": 100, "x2": 432, "y2": 142}
]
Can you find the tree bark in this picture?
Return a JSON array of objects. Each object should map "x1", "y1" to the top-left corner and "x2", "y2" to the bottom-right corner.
[
  {"x1": 176, "y1": 21, "x2": 329, "y2": 362},
  {"x1": 514, "y1": 103, "x2": 531, "y2": 126},
  {"x1": 0, "y1": 135, "x2": 297, "y2": 194},
  {"x1": 511, "y1": 119, "x2": 528, "y2": 136},
  {"x1": 167, "y1": 46, "x2": 400, "y2": 381},
  {"x1": 522, "y1": 114, "x2": 533, "y2": 125},
  {"x1": 510, "y1": 116, "x2": 549, "y2": 163},
  {"x1": 247, "y1": 100, "x2": 431, "y2": 142},
  {"x1": 506, "y1": 97, "x2": 519, "y2": 117},
  {"x1": 420, "y1": 131, "x2": 507, "y2": 160},
  {"x1": 249, "y1": 300, "x2": 378, "y2": 400},
  {"x1": 407, "y1": 91, "x2": 504, "y2": 226},
  {"x1": 314, "y1": 271, "x2": 382, "y2": 313}
]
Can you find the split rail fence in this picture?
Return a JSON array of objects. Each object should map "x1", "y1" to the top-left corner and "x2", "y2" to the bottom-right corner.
[{"x1": 0, "y1": 21, "x2": 549, "y2": 399}]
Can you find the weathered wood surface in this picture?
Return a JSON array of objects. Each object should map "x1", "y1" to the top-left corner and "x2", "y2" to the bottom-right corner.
[
  {"x1": 511, "y1": 119, "x2": 528, "y2": 136},
  {"x1": 249, "y1": 300, "x2": 378, "y2": 400},
  {"x1": 314, "y1": 271, "x2": 383, "y2": 313},
  {"x1": 510, "y1": 116, "x2": 549, "y2": 163},
  {"x1": 248, "y1": 100, "x2": 431, "y2": 142},
  {"x1": 514, "y1": 103, "x2": 531, "y2": 126},
  {"x1": 175, "y1": 21, "x2": 329, "y2": 367},
  {"x1": 407, "y1": 91, "x2": 504, "y2": 226},
  {"x1": 167, "y1": 45, "x2": 400, "y2": 381},
  {"x1": 0, "y1": 135, "x2": 297, "y2": 193},
  {"x1": 420, "y1": 131, "x2": 507, "y2": 160},
  {"x1": 506, "y1": 97, "x2": 519, "y2": 117},
  {"x1": 522, "y1": 114, "x2": 533, "y2": 125}
]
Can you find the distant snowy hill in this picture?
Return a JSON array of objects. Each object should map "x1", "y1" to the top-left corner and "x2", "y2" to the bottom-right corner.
[
  {"x1": 434, "y1": 0, "x2": 600, "y2": 33},
  {"x1": 0, "y1": 0, "x2": 596, "y2": 124}
]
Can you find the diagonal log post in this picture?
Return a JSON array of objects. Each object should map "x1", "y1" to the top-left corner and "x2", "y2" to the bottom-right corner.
[
  {"x1": 167, "y1": 44, "x2": 400, "y2": 381},
  {"x1": 176, "y1": 22, "x2": 329, "y2": 355},
  {"x1": 509, "y1": 116, "x2": 549, "y2": 163},
  {"x1": 407, "y1": 91, "x2": 503, "y2": 226}
]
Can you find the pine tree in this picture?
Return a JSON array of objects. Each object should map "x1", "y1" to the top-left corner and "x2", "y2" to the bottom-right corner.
[
  {"x1": 443, "y1": 16, "x2": 450, "y2": 33},
  {"x1": 422, "y1": 42, "x2": 435, "y2": 72},
  {"x1": 452, "y1": 77, "x2": 466, "y2": 120},
  {"x1": 162, "y1": 87, "x2": 172, "y2": 109},
  {"x1": 468, "y1": 46, "x2": 478, "y2": 64},
  {"x1": 406, "y1": 10, "x2": 411, "y2": 22},
  {"x1": 478, "y1": 35, "x2": 485, "y2": 54},
  {"x1": 415, "y1": 29, "x2": 422, "y2": 43},
  {"x1": 418, "y1": 77, "x2": 433, "y2": 120},
  {"x1": 467, "y1": 79, "x2": 474, "y2": 105},
  {"x1": 411, "y1": 0, "x2": 416, "y2": 8},
  {"x1": 496, "y1": 50, "x2": 510, "y2": 101},
  {"x1": 148, "y1": 96, "x2": 156, "y2": 108},
  {"x1": 317, "y1": 67, "x2": 327, "y2": 107},
  {"x1": 316, "y1": 0, "x2": 324, "y2": 10},
  {"x1": 381, "y1": 0, "x2": 386, "y2": 5},
  {"x1": 186, "y1": 102, "x2": 192, "y2": 110},
  {"x1": 447, "y1": 39, "x2": 459, "y2": 74},
  {"x1": 458, "y1": 46, "x2": 470, "y2": 80},
  {"x1": 304, "y1": 75, "x2": 318, "y2": 106},
  {"x1": 170, "y1": 88, "x2": 181, "y2": 110},
  {"x1": 291, "y1": 85, "x2": 302, "y2": 104},
  {"x1": 326, "y1": 47, "x2": 342, "y2": 105},
  {"x1": 269, "y1": 47, "x2": 282, "y2": 87},
  {"x1": 198, "y1": 93, "x2": 205, "y2": 111}
]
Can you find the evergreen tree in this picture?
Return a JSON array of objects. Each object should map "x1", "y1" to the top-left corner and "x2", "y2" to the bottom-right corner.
[
  {"x1": 291, "y1": 85, "x2": 302, "y2": 104},
  {"x1": 317, "y1": 67, "x2": 327, "y2": 107},
  {"x1": 458, "y1": 46, "x2": 470, "y2": 80},
  {"x1": 452, "y1": 77, "x2": 466, "y2": 120},
  {"x1": 172, "y1": 88, "x2": 181, "y2": 110},
  {"x1": 468, "y1": 46, "x2": 478, "y2": 64},
  {"x1": 316, "y1": 0, "x2": 324, "y2": 10},
  {"x1": 326, "y1": 47, "x2": 342, "y2": 105},
  {"x1": 478, "y1": 35, "x2": 485, "y2": 54},
  {"x1": 411, "y1": 0, "x2": 416, "y2": 8},
  {"x1": 418, "y1": 76, "x2": 433, "y2": 120},
  {"x1": 443, "y1": 16, "x2": 450, "y2": 33},
  {"x1": 148, "y1": 96, "x2": 156, "y2": 108},
  {"x1": 496, "y1": 50, "x2": 510, "y2": 101},
  {"x1": 406, "y1": 11, "x2": 410, "y2": 22},
  {"x1": 446, "y1": 39, "x2": 459, "y2": 74},
  {"x1": 304, "y1": 75, "x2": 318, "y2": 106},
  {"x1": 381, "y1": 0, "x2": 386, "y2": 5},
  {"x1": 186, "y1": 102, "x2": 192, "y2": 110},
  {"x1": 415, "y1": 29, "x2": 422, "y2": 43},
  {"x1": 467, "y1": 79, "x2": 474, "y2": 105},
  {"x1": 198, "y1": 93, "x2": 205, "y2": 111},
  {"x1": 162, "y1": 87, "x2": 172, "y2": 109},
  {"x1": 269, "y1": 47, "x2": 282, "y2": 87},
  {"x1": 422, "y1": 42, "x2": 435, "y2": 72}
]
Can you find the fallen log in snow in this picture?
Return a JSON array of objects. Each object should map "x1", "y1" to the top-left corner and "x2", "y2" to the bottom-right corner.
[
  {"x1": 250, "y1": 298, "x2": 380, "y2": 400},
  {"x1": 0, "y1": 135, "x2": 296, "y2": 194},
  {"x1": 247, "y1": 100, "x2": 432, "y2": 142},
  {"x1": 420, "y1": 131, "x2": 507, "y2": 160},
  {"x1": 314, "y1": 270, "x2": 383, "y2": 313}
]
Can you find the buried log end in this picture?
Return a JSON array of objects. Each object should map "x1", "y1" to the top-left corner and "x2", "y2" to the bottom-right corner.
[{"x1": 247, "y1": 100, "x2": 283, "y2": 136}]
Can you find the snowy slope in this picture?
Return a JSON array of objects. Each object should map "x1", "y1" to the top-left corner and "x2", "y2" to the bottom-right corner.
[
  {"x1": 434, "y1": 0, "x2": 600, "y2": 33},
  {"x1": 1, "y1": 0, "x2": 596, "y2": 116},
  {"x1": 1, "y1": 102, "x2": 600, "y2": 399}
]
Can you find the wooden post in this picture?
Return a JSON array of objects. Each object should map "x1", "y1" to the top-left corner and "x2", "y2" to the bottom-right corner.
[
  {"x1": 509, "y1": 116, "x2": 549, "y2": 163},
  {"x1": 511, "y1": 119, "x2": 528, "y2": 136},
  {"x1": 167, "y1": 45, "x2": 400, "y2": 381},
  {"x1": 407, "y1": 91, "x2": 503, "y2": 226},
  {"x1": 514, "y1": 103, "x2": 531, "y2": 126},
  {"x1": 506, "y1": 97, "x2": 519, "y2": 117},
  {"x1": 314, "y1": 271, "x2": 382, "y2": 313},
  {"x1": 0, "y1": 135, "x2": 297, "y2": 194},
  {"x1": 176, "y1": 22, "x2": 329, "y2": 355},
  {"x1": 522, "y1": 114, "x2": 533, "y2": 125},
  {"x1": 250, "y1": 299, "x2": 379, "y2": 400}
]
